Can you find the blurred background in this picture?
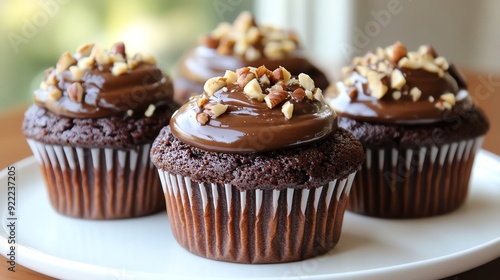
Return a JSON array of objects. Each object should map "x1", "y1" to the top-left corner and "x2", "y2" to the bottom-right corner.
[{"x1": 0, "y1": 0, "x2": 499, "y2": 109}]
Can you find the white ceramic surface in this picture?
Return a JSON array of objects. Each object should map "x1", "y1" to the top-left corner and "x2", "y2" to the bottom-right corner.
[{"x1": 1, "y1": 151, "x2": 499, "y2": 280}]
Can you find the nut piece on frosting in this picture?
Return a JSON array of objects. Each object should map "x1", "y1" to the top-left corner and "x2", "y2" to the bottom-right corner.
[
  {"x1": 35, "y1": 42, "x2": 159, "y2": 105},
  {"x1": 198, "y1": 11, "x2": 299, "y2": 61},
  {"x1": 197, "y1": 65, "x2": 324, "y2": 125},
  {"x1": 336, "y1": 41, "x2": 468, "y2": 110}
]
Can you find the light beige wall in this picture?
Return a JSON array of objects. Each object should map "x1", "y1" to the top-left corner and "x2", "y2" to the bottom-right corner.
[{"x1": 256, "y1": 0, "x2": 500, "y2": 77}]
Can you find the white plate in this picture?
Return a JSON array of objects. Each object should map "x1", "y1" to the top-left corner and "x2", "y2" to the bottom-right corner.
[{"x1": 1, "y1": 151, "x2": 500, "y2": 280}]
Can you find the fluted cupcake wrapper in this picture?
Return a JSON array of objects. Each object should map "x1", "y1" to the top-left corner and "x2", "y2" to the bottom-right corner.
[
  {"x1": 348, "y1": 136, "x2": 484, "y2": 218},
  {"x1": 158, "y1": 171, "x2": 357, "y2": 264},
  {"x1": 27, "y1": 140, "x2": 165, "y2": 219}
]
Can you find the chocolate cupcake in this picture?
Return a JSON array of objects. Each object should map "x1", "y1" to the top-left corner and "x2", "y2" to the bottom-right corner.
[
  {"x1": 173, "y1": 11, "x2": 329, "y2": 104},
  {"x1": 151, "y1": 65, "x2": 364, "y2": 263},
  {"x1": 328, "y1": 42, "x2": 489, "y2": 218},
  {"x1": 23, "y1": 42, "x2": 178, "y2": 219}
]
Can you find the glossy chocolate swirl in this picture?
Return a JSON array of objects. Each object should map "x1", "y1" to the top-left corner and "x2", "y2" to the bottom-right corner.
[
  {"x1": 170, "y1": 66, "x2": 337, "y2": 153},
  {"x1": 35, "y1": 43, "x2": 174, "y2": 119},
  {"x1": 329, "y1": 42, "x2": 474, "y2": 124}
]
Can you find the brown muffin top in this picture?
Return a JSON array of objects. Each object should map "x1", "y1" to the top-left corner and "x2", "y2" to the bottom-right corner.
[
  {"x1": 338, "y1": 107, "x2": 489, "y2": 149},
  {"x1": 150, "y1": 126, "x2": 364, "y2": 191},
  {"x1": 23, "y1": 104, "x2": 176, "y2": 149}
]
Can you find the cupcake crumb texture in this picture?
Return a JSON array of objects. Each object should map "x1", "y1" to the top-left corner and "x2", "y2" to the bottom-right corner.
[{"x1": 199, "y1": 11, "x2": 299, "y2": 61}]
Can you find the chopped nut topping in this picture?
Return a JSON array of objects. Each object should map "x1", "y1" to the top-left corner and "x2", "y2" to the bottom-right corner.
[
  {"x1": 313, "y1": 88, "x2": 323, "y2": 101},
  {"x1": 110, "y1": 42, "x2": 126, "y2": 57},
  {"x1": 194, "y1": 65, "x2": 324, "y2": 122},
  {"x1": 243, "y1": 78, "x2": 266, "y2": 101},
  {"x1": 92, "y1": 45, "x2": 110, "y2": 65},
  {"x1": 236, "y1": 67, "x2": 256, "y2": 87},
  {"x1": 210, "y1": 103, "x2": 229, "y2": 117},
  {"x1": 410, "y1": 87, "x2": 422, "y2": 102},
  {"x1": 46, "y1": 74, "x2": 57, "y2": 86},
  {"x1": 367, "y1": 71, "x2": 388, "y2": 99},
  {"x1": 127, "y1": 109, "x2": 133, "y2": 116},
  {"x1": 390, "y1": 69, "x2": 406, "y2": 90},
  {"x1": 127, "y1": 59, "x2": 140, "y2": 70},
  {"x1": 77, "y1": 56, "x2": 95, "y2": 70},
  {"x1": 429, "y1": 96, "x2": 435, "y2": 102},
  {"x1": 76, "y1": 43, "x2": 95, "y2": 57},
  {"x1": 392, "y1": 91, "x2": 401, "y2": 100},
  {"x1": 435, "y1": 100, "x2": 452, "y2": 110},
  {"x1": 201, "y1": 12, "x2": 297, "y2": 60},
  {"x1": 398, "y1": 57, "x2": 422, "y2": 69},
  {"x1": 204, "y1": 77, "x2": 226, "y2": 96},
  {"x1": 385, "y1": 41, "x2": 407, "y2": 63},
  {"x1": 197, "y1": 97, "x2": 209, "y2": 108},
  {"x1": 144, "y1": 104, "x2": 156, "y2": 117},
  {"x1": 56, "y1": 52, "x2": 77, "y2": 74},
  {"x1": 298, "y1": 73, "x2": 315, "y2": 91},
  {"x1": 196, "y1": 112, "x2": 210, "y2": 125},
  {"x1": 281, "y1": 101, "x2": 294, "y2": 119},
  {"x1": 434, "y1": 56, "x2": 449, "y2": 70},
  {"x1": 69, "y1": 66, "x2": 84, "y2": 81},
  {"x1": 265, "y1": 90, "x2": 288, "y2": 108},
  {"x1": 111, "y1": 62, "x2": 129, "y2": 76},
  {"x1": 305, "y1": 89, "x2": 313, "y2": 100},
  {"x1": 440, "y1": 93, "x2": 456, "y2": 105},
  {"x1": 291, "y1": 88, "x2": 306, "y2": 101},
  {"x1": 67, "y1": 82, "x2": 84, "y2": 102},
  {"x1": 48, "y1": 88, "x2": 62, "y2": 100}
]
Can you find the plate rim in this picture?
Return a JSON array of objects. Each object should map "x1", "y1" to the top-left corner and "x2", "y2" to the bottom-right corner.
[{"x1": 1, "y1": 151, "x2": 499, "y2": 280}]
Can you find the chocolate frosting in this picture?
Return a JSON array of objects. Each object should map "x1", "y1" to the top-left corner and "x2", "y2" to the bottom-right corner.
[
  {"x1": 170, "y1": 67, "x2": 337, "y2": 153},
  {"x1": 35, "y1": 43, "x2": 174, "y2": 119},
  {"x1": 179, "y1": 46, "x2": 329, "y2": 87},
  {"x1": 174, "y1": 11, "x2": 329, "y2": 103},
  {"x1": 329, "y1": 42, "x2": 474, "y2": 125}
]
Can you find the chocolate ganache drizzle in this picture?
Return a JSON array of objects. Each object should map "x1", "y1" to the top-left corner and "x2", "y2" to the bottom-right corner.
[
  {"x1": 329, "y1": 42, "x2": 473, "y2": 124},
  {"x1": 34, "y1": 42, "x2": 173, "y2": 119},
  {"x1": 170, "y1": 65, "x2": 337, "y2": 153}
]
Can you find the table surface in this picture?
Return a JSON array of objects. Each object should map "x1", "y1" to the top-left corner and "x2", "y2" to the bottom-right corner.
[{"x1": 0, "y1": 70, "x2": 499, "y2": 279}]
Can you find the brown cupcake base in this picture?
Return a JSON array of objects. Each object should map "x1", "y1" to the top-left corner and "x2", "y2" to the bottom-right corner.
[
  {"x1": 348, "y1": 137, "x2": 484, "y2": 218},
  {"x1": 27, "y1": 140, "x2": 165, "y2": 219},
  {"x1": 159, "y1": 171, "x2": 357, "y2": 264}
]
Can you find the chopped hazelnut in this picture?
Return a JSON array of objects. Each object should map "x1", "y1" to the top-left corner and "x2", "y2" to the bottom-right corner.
[
  {"x1": 223, "y1": 70, "x2": 237, "y2": 84},
  {"x1": 243, "y1": 78, "x2": 266, "y2": 101},
  {"x1": 264, "y1": 90, "x2": 288, "y2": 108},
  {"x1": 281, "y1": 101, "x2": 294, "y2": 119},
  {"x1": 144, "y1": 104, "x2": 156, "y2": 117},
  {"x1": 204, "y1": 77, "x2": 226, "y2": 96},
  {"x1": 410, "y1": 87, "x2": 422, "y2": 102},
  {"x1": 210, "y1": 103, "x2": 229, "y2": 117},
  {"x1": 56, "y1": 52, "x2": 77, "y2": 74},
  {"x1": 67, "y1": 82, "x2": 84, "y2": 102},
  {"x1": 390, "y1": 69, "x2": 406, "y2": 90},
  {"x1": 392, "y1": 91, "x2": 402, "y2": 100},
  {"x1": 440, "y1": 93, "x2": 456, "y2": 105},
  {"x1": 111, "y1": 62, "x2": 129, "y2": 76},
  {"x1": 69, "y1": 66, "x2": 84, "y2": 81},
  {"x1": 298, "y1": 73, "x2": 315, "y2": 91}
]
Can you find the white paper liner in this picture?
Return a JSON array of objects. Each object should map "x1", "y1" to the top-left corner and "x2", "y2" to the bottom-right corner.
[
  {"x1": 158, "y1": 171, "x2": 357, "y2": 264},
  {"x1": 26, "y1": 140, "x2": 164, "y2": 219},
  {"x1": 348, "y1": 136, "x2": 484, "y2": 218}
]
